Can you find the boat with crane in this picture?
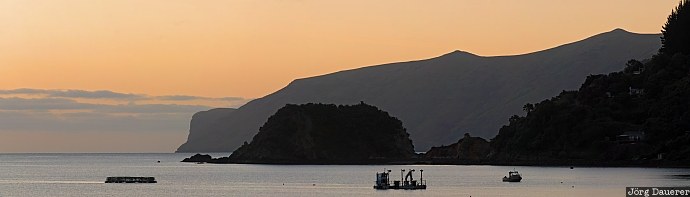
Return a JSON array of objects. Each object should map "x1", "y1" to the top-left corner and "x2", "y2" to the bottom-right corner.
[{"x1": 374, "y1": 169, "x2": 427, "y2": 190}]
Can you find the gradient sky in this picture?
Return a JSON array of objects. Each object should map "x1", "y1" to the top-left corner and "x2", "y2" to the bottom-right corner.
[
  {"x1": 1, "y1": 0, "x2": 680, "y2": 98},
  {"x1": 0, "y1": 0, "x2": 681, "y2": 152}
]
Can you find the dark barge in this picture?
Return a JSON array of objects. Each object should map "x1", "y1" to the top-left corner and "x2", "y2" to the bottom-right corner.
[
  {"x1": 105, "y1": 177, "x2": 157, "y2": 183},
  {"x1": 374, "y1": 169, "x2": 426, "y2": 190}
]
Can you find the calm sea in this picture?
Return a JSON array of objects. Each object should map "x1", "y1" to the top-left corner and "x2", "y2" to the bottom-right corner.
[{"x1": 0, "y1": 153, "x2": 688, "y2": 197}]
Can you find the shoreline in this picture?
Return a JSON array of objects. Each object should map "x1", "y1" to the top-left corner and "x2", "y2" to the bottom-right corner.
[{"x1": 181, "y1": 154, "x2": 690, "y2": 168}]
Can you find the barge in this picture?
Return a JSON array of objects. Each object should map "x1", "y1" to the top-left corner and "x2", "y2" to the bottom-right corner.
[
  {"x1": 105, "y1": 177, "x2": 157, "y2": 183},
  {"x1": 374, "y1": 169, "x2": 426, "y2": 190}
]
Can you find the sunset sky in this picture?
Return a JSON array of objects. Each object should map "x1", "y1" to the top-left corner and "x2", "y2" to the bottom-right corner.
[{"x1": 0, "y1": 0, "x2": 681, "y2": 152}]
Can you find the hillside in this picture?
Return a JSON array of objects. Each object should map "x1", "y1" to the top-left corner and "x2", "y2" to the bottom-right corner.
[
  {"x1": 490, "y1": 1, "x2": 690, "y2": 165},
  {"x1": 180, "y1": 108, "x2": 236, "y2": 150},
  {"x1": 490, "y1": 54, "x2": 690, "y2": 165},
  {"x1": 177, "y1": 29, "x2": 661, "y2": 152},
  {"x1": 226, "y1": 103, "x2": 415, "y2": 164},
  {"x1": 425, "y1": 133, "x2": 490, "y2": 161}
]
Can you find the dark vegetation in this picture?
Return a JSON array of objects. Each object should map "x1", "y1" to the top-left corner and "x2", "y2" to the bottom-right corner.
[
  {"x1": 225, "y1": 103, "x2": 416, "y2": 164},
  {"x1": 661, "y1": 0, "x2": 690, "y2": 55},
  {"x1": 489, "y1": 0, "x2": 690, "y2": 165}
]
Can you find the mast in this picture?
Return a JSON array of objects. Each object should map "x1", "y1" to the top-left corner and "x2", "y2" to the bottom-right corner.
[
  {"x1": 401, "y1": 169, "x2": 405, "y2": 183},
  {"x1": 420, "y1": 169, "x2": 423, "y2": 183}
]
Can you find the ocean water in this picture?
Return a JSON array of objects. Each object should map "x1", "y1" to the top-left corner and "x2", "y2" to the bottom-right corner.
[{"x1": 0, "y1": 153, "x2": 688, "y2": 197}]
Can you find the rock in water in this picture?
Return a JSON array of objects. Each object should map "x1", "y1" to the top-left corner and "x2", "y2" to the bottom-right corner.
[
  {"x1": 181, "y1": 153, "x2": 213, "y2": 163},
  {"x1": 227, "y1": 103, "x2": 415, "y2": 164}
]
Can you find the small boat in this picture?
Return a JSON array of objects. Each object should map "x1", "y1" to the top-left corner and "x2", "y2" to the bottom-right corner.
[
  {"x1": 502, "y1": 169, "x2": 522, "y2": 182},
  {"x1": 374, "y1": 169, "x2": 427, "y2": 190},
  {"x1": 105, "y1": 177, "x2": 157, "y2": 183}
]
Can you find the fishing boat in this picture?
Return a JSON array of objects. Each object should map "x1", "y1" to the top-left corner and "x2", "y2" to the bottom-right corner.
[
  {"x1": 374, "y1": 169, "x2": 426, "y2": 190},
  {"x1": 502, "y1": 169, "x2": 522, "y2": 182}
]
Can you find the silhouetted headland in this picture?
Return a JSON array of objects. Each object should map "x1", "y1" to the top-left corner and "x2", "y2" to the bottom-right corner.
[{"x1": 184, "y1": 103, "x2": 417, "y2": 164}]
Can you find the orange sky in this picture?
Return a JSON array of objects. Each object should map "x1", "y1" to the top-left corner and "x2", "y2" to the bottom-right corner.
[{"x1": 0, "y1": 0, "x2": 680, "y2": 99}]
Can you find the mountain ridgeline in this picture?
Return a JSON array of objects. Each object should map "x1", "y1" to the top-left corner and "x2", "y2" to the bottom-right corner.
[
  {"x1": 226, "y1": 103, "x2": 415, "y2": 164},
  {"x1": 177, "y1": 29, "x2": 661, "y2": 153}
]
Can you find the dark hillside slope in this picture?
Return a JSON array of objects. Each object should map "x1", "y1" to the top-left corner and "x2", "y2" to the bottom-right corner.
[{"x1": 490, "y1": 0, "x2": 690, "y2": 165}]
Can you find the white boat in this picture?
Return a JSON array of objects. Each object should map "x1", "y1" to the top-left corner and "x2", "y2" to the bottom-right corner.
[{"x1": 502, "y1": 170, "x2": 522, "y2": 182}]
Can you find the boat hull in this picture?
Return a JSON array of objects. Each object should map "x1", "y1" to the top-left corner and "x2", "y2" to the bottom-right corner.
[
  {"x1": 374, "y1": 185, "x2": 427, "y2": 190},
  {"x1": 502, "y1": 177, "x2": 522, "y2": 182}
]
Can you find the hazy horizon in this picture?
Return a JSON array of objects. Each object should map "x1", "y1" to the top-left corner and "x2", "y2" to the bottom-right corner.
[{"x1": 0, "y1": 0, "x2": 681, "y2": 152}]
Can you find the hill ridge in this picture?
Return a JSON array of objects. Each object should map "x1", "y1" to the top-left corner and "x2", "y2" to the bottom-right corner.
[{"x1": 177, "y1": 29, "x2": 661, "y2": 152}]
